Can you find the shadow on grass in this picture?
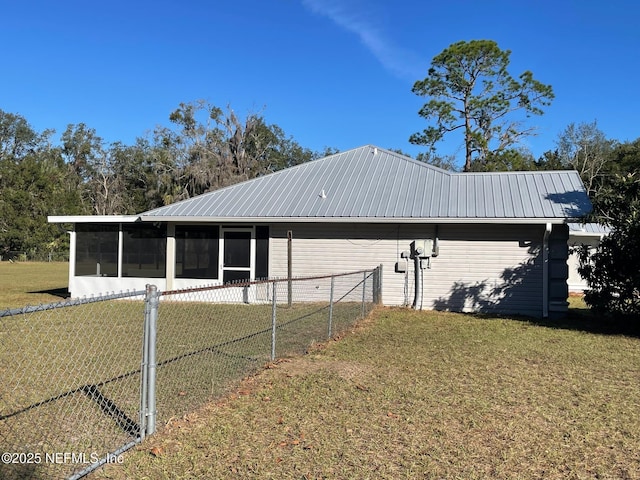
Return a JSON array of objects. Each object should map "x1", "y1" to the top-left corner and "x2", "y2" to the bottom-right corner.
[
  {"x1": 27, "y1": 287, "x2": 70, "y2": 299},
  {"x1": 503, "y1": 305, "x2": 640, "y2": 339},
  {"x1": 457, "y1": 308, "x2": 640, "y2": 339}
]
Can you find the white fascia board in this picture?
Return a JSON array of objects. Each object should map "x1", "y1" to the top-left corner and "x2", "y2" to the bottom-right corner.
[
  {"x1": 568, "y1": 231, "x2": 608, "y2": 238},
  {"x1": 48, "y1": 215, "x2": 140, "y2": 223},
  {"x1": 138, "y1": 216, "x2": 570, "y2": 225}
]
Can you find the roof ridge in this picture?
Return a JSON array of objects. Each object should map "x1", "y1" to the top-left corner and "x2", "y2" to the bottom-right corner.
[
  {"x1": 366, "y1": 145, "x2": 454, "y2": 175},
  {"x1": 463, "y1": 169, "x2": 581, "y2": 176}
]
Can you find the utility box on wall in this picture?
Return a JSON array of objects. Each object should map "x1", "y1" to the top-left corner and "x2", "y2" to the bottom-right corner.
[{"x1": 410, "y1": 239, "x2": 434, "y2": 258}]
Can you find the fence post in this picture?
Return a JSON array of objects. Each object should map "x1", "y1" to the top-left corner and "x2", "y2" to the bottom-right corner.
[
  {"x1": 271, "y1": 281, "x2": 277, "y2": 361},
  {"x1": 140, "y1": 288, "x2": 150, "y2": 439},
  {"x1": 378, "y1": 264, "x2": 383, "y2": 304},
  {"x1": 328, "y1": 275, "x2": 335, "y2": 339},
  {"x1": 361, "y1": 271, "x2": 367, "y2": 318},
  {"x1": 372, "y1": 264, "x2": 383, "y2": 304},
  {"x1": 372, "y1": 267, "x2": 379, "y2": 305},
  {"x1": 145, "y1": 284, "x2": 159, "y2": 436},
  {"x1": 287, "y1": 230, "x2": 292, "y2": 307}
]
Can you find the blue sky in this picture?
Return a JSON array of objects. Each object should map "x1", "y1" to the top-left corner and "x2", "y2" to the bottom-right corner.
[{"x1": 2, "y1": 0, "x2": 639, "y2": 168}]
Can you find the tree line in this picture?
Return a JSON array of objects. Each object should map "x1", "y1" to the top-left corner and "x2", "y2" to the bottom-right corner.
[
  {"x1": 0, "y1": 101, "x2": 335, "y2": 259},
  {"x1": 1, "y1": 100, "x2": 639, "y2": 261}
]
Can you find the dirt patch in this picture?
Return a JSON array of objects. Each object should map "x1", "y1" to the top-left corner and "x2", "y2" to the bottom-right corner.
[{"x1": 273, "y1": 356, "x2": 373, "y2": 383}]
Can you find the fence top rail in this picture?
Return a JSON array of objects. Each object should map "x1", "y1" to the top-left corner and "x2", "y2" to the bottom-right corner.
[
  {"x1": 160, "y1": 268, "x2": 377, "y2": 297},
  {"x1": 0, "y1": 289, "x2": 147, "y2": 318}
]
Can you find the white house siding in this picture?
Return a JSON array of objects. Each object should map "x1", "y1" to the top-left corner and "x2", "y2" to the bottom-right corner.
[
  {"x1": 567, "y1": 235, "x2": 600, "y2": 293},
  {"x1": 269, "y1": 223, "x2": 545, "y2": 317},
  {"x1": 425, "y1": 224, "x2": 543, "y2": 317}
]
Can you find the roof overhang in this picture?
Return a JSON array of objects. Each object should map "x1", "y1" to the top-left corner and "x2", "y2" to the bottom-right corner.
[
  {"x1": 47, "y1": 215, "x2": 576, "y2": 226},
  {"x1": 47, "y1": 215, "x2": 140, "y2": 224},
  {"x1": 568, "y1": 231, "x2": 607, "y2": 238},
  {"x1": 137, "y1": 216, "x2": 573, "y2": 225}
]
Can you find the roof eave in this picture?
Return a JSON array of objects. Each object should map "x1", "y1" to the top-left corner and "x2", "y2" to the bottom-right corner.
[
  {"x1": 138, "y1": 215, "x2": 574, "y2": 225},
  {"x1": 48, "y1": 215, "x2": 140, "y2": 224}
]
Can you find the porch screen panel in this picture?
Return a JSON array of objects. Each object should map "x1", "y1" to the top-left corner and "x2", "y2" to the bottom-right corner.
[
  {"x1": 75, "y1": 223, "x2": 118, "y2": 277},
  {"x1": 223, "y1": 231, "x2": 251, "y2": 267},
  {"x1": 122, "y1": 223, "x2": 167, "y2": 278},
  {"x1": 175, "y1": 225, "x2": 219, "y2": 279},
  {"x1": 255, "y1": 226, "x2": 269, "y2": 279}
]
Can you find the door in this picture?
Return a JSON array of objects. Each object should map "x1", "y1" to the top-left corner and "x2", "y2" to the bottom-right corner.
[{"x1": 221, "y1": 229, "x2": 253, "y2": 284}]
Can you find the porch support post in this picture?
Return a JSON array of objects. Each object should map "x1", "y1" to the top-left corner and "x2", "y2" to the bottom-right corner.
[
  {"x1": 542, "y1": 223, "x2": 551, "y2": 318},
  {"x1": 166, "y1": 223, "x2": 176, "y2": 291}
]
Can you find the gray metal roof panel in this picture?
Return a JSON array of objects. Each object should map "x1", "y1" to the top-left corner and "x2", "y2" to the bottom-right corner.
[
  {"x1": 569, "y1": 223, "x2": 610, "y2": 235},
  {"x1": 141, "y1": 145, "x2": 591, "y2": 221}
]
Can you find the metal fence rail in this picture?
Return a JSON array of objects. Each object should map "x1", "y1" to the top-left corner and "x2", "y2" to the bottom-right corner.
[{"x1": 0, "y1": 267, "x2": 381, "y2": 479}]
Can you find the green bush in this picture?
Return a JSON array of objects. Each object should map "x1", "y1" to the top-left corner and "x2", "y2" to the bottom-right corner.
[{"x1": 579, "y1": 173, "x2": 640, "y2": 318}]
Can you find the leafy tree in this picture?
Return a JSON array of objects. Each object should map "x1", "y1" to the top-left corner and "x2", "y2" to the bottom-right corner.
[
  {"x1": 534, "y1": 149, "x2": 566, "y2": 171},
  {"x1": 255, "y1": 123, "x2": 319, "y2": 172},
  {"x1": 556, "y1": 121, "x2": 614, "y2": 195},
  {"x1": 470, "y1": 148, "x2": 536, "y2": 172},
  {"x1": 602, "y1": 137, "x2": 640, "y2": 181},
  {"x1": 0, "y1": 111, "x2": 83, "y2": 257},
  {"x1": 578, "y1": 173, "x2": 640, "y2": 318},
  {"x1": 153, "y1": 100, "x2": 323, "y2": 203},
  {"x1": 415, "y1": 151, "x2": 458, "y2": 171},
  {"x1": 109, "y1": 139, "x2": 165, "y2": 213},
  {"x1": 61, "y1": 123, "x2": 105, "y2": 212},
  {"x1": 153, "y1": 101, "x2": 272, "y2": 201},
  {"x1": 410, "y1": 40, "x2": 554, "y2": 172},
  {"x1": 0, "y1": 102, "x2": 329, "y2": 256},
  {"x1": 0, "y1": 110, "x2": 41, "y2": 159}
]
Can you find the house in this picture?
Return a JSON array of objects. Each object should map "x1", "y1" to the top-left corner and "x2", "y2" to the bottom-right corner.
[
  {"x1": 49, "y1": 145, "x2": 592, "y2": 318},
  {"x1": 567, "y1": 223, "x2": 609, "y2": 293}
]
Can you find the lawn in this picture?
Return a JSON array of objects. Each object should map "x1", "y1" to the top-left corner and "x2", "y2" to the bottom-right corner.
[
  {"x1": 0, "y1": 262, "x2": 372, "y2": 480},
  {"x1": 0, "y1": 261, "x2": 69, "y2": 309},
  {"x1": 2, "y1": 262, "x2": 639, "y2": 479},
  {"x1": 97, "y1": 307, "x2": 640, "y2": 480}
]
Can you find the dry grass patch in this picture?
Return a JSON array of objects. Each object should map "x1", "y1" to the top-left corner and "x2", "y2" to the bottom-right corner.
[{"x1": 99, "y1": 307, "x2": 640, "y2": 480}]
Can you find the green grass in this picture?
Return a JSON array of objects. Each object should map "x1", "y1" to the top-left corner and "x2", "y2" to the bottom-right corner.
[
  {"x1": 4, "y1": 263, "x2": 640, "y2": 479},
  {"x1": 0, "y1": 263, "x2": 370, "y2": 480},
  {"x1": 99, "y1": 308, "x2": 640, "y2": 480},
  {"x1": 0, "y1": 261, "x2": 69, "y2": 309}
]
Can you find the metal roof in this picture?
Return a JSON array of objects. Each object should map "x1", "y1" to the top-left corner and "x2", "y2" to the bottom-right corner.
[
  {"x1": 568, "y1": 222, "x2": 610, "y2": 236},
  {"x1": 135, "y1": 145, "x2": 591, "y2": 224},
  {"x1": 140, "y1": 145, "x2": 590, "y2": 223},
  {"x1": 33, "y1": 145, "x2": 556, "y2": 227}
]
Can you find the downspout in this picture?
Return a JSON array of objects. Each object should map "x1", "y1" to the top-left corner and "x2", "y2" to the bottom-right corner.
[
  {"x1": 413, "y1": 255, "x2": 422, "y2": 310},
  {"x1": 542, "y1": 223, "x2": 552, "y2": 318}
]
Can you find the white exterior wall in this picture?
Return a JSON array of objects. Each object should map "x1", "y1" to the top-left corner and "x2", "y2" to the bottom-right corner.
[
  {"x1": 270, "y1": 223, "x2": 545, "y2": 317},
  {"x1": 66, "y1": 221, "x2": 550, "y2": 317},
  {"x1": 567, "y1": 235, "x2": 601, "y2": 293}
]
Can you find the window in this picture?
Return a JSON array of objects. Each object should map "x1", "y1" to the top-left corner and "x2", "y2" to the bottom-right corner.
[
  {"x1": 75, "y1": 224, "x2": 118, "y2": 277},
  {"x1": 122, "y1": 224, "x2": 166, "y2": 278},
  {"x1": 175, "y1": 225, "x2": 219, "y2": 279}
]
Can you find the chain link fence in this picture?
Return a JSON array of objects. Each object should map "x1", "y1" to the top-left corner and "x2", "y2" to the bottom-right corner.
[
  {"x1": 0, "y1": 251, "x2": 69, "y2": 263},
  {"x1": 0, "y1": 267, "x2": 381, "y2": 479}
]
